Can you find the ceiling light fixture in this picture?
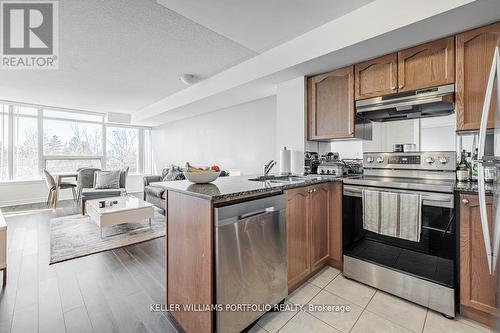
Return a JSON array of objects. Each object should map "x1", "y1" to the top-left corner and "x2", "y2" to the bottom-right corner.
[{"x1": 179, "y1": 74, "x2": 197, "y2": 85}]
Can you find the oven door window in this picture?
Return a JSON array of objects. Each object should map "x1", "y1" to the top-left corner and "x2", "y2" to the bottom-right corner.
[{"x1": 342, "y1": 192, "x2": 455, "y2": 288}]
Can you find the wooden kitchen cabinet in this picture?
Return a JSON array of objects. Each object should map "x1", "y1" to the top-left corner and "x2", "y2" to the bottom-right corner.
[
  {"x1": 456, "y1": 22, "x2": 500, "y2": 131},
  {"x1": 310, "y1": 183, "x2": 331, "y2": 272},
  {"x1": 286, "y1": 186, "x2": 311, "y2": 290},
  {"x1": 354, "y1": 53, "x2": 398, "y2": 100},
  {"x1": 307, "y1": 66, "x2": 355, "y2": 140},
  {"x1": 460, "y1": 194, "x2": 500, "y2": 327},
  {"x1": 397, "y1": 37, "x2": 455, "y2": 92},
  {"x1": 286, "y1": 182, "x2": 342, "y2": 291}
]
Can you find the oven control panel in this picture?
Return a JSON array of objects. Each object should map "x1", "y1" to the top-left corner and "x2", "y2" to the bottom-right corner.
[
  {"x1": 363, "y1": 151, "x2": 456, "y2": 171},
  {"x1": 388, "y1": 155, "x2": 421, "y2": 165}
]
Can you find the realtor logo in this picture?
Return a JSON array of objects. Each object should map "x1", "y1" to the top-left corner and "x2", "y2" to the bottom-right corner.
[{"x1": 1, "y1": 0, "x2": 58, "y2": 69}]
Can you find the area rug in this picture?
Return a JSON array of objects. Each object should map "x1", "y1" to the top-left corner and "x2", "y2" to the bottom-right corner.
[{"x1": 50, "y1": 211, "x2": 165, "y2": 264}]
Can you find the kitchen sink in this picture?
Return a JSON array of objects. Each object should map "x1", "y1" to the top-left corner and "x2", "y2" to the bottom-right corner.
[{"x1": 248, "y1": 175, "x2": 320, "y2": 183}]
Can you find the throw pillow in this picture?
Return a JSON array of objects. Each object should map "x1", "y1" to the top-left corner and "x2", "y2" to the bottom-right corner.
[
  {"x1": 94, "y1": 170, "x2": 121, "y2": 189},
  {"x1": 163, "y1": 164, "x2": 184, "y2": 181}
]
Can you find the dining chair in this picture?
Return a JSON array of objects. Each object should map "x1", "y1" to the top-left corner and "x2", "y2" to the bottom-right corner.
[{"x1": 43, "y1": 170, "x2": 77, "y2": 207}]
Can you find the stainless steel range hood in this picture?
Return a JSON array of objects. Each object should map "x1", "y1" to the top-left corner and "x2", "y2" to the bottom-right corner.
[{"x1": 356, "y1": 84, "x2": 455, "y2": 122}]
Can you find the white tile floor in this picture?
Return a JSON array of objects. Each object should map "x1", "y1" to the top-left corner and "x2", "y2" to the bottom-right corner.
[{"x1": 250, "y1": 267, "x2": 495, "y2": 333}]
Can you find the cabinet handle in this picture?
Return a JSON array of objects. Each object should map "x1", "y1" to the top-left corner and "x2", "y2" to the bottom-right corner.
[{"x1": 462, "y1": 198, "x2": 469, "y2": 205}]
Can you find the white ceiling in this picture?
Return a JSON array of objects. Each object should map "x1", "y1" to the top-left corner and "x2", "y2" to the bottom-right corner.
[
  {"x1": 0, "y1": 0, "x2": 375, "y2": 116},
  {"x1": 137, "y1": 0, "x2": 500, "y2": 124},
  {"x1": 156, "y1": 0, "x2": 375, "y2": 52},
  {"x1": 0, "y1": 0, "x2": 255, "y2": 114},
  {"x1": 4, "y1": 0, "x2": 494, "y2": 125}
]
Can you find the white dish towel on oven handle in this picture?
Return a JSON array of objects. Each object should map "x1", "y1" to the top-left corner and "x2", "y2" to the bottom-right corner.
[{"x1": 362, "y1": 189, "x2": 422, "y2": 242}]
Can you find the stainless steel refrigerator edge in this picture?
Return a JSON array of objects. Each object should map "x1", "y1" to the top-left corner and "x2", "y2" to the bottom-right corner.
[
  {"x1": 215, "y1": 195, "x2": 287, "y2": 333},
  {"x1": 477, "y1": 47, "x2": 500, "y2": 276}
]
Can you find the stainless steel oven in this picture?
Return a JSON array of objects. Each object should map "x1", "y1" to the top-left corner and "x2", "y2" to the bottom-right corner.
[{"x1": 342, "y1": 151, "x2": 457, "y2": 318}]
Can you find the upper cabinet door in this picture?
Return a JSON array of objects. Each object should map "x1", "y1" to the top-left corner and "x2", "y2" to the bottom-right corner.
[
  {"x1": 456, "y1": 22, "x2": 500, "y2": 131},
  {"x1": 307, "y1": 66, "x2": 355, "y2": 140},
  {"x1": 397, "y1": 37, "x2": 455, "y2": 92},
  {"x1": 354, "y1": 53, "x2": 398, "y2": 100}
]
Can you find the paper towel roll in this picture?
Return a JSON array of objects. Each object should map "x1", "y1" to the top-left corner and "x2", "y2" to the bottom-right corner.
[
  {"x1": 291, "y1": 150, "x2": 304, "y2": 175},
  {"x1": 279, "y1": 147, "x2": 291, "y2": 175}
]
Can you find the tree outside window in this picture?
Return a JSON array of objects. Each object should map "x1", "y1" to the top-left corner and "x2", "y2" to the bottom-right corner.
[
  {"x1": 0, "y1": 106, "x2": 8, "y2": 181},
  {"x1": 106, "y1": 127, "x2": 139, "y2": 173},
  {"x1": 13, "y1": 116, "x2": 38, "y2": 179}
]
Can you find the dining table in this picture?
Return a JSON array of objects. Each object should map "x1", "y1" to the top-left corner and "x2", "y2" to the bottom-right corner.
[{"x1": 51, "y1": 172, "x2": 78, "y2": 209}]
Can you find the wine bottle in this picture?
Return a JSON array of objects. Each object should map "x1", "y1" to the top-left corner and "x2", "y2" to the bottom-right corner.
[{"x1": 456, "y1": 150, "x2": 469, "y2": 182}]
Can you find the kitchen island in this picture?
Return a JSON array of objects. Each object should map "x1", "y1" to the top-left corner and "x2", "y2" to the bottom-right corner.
[{"x1": 156, "y1": 175, "x2": 343, "y2": 333}]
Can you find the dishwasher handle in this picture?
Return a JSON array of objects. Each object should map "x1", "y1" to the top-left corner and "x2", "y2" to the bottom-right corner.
[
  {"x1": 215, "y1": 194, "x2": 285, "y2": 227},
  {"x1": 238, "y1": 207, "x2": 275, "y2": 220}
]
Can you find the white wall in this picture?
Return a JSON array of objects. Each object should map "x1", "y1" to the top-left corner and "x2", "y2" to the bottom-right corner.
[
  {"x1": 364, "y1": 120, "x2": 420, "y2": 152},
  {"x1": 330, "y1": 141, "x2": 363, "y2": 159},
  {"x1": 420, "y1": 114, "x2": 456, "y2": 152},
  {"x1": 0, "y1": 175, "x2": 144, "y2": 208},
  {"x1": 151, "y1": 96, "x2": 277, "y2": 175},
  {"x1": 276, "y1": 77, "x2": 305, "y2": 154}
]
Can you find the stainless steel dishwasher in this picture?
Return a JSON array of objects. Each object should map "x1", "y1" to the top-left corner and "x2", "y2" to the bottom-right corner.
[{"x1": 215, "y1": 194, "x2": 287, "y2": 333}]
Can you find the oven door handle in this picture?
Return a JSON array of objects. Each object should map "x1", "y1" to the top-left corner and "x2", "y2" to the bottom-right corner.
[{"x1": 343, "y1": 185, "x2": 454, "y2": 208}]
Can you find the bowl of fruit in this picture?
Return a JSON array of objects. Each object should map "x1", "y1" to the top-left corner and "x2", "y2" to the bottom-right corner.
[{"x1": 183, "y1": 163, "x2": 221, "y2": 184}]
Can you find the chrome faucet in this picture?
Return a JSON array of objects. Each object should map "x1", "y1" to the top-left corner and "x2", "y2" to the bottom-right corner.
[{"x1": 264, "y1": 160, "x2": 276, "y2": 176}]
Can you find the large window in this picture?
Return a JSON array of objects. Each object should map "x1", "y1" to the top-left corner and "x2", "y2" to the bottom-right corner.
[
  {"x1": 0, "y1": 105, "x2": 8, "y2": 181},
  {"x1": 43, "y1": 119, "x2": 102, "y2": 156},
  {"x1": 13, "y1": 107, "x2": 38, "y2": 179},
  {"x1": 106, "y1": 126, "x2": 139, "y2": 173},
  {"x1": 42, "y1": 109, "x2": 104, "y2": 173},
  {"x1": 0, "y1": 102, "x2": 152, "y2": 181}
]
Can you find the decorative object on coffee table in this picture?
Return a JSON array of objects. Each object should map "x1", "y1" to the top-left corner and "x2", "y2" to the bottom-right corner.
[{"x1": 86, "y1": 195, "x2": 154, "y2": 238}]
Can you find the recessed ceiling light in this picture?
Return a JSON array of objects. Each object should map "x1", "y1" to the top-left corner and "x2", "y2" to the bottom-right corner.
[{"x1": 179, "y1": 74, "x2": 197, "y2": 85}]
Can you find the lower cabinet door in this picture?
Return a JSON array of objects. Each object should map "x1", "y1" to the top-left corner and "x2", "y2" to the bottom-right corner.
[
  {"x1": 460, "y1": 194, "x2": 500, "y2": 327},
  {"x1": 310, "y1": 183, "x2": 330, "y2": 272},
  {"x1": 286, "y1": 187, "x2": 310, "y2": 290}
]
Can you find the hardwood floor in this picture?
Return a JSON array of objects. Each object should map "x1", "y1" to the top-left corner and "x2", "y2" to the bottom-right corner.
[{"x1": 0, "y1": 200, "x2": 179, "y2": 333}]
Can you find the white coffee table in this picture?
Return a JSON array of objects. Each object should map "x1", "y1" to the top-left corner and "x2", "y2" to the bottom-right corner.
[{"x1": 86, "y1": 195, "x2": 155, "y2": 238}]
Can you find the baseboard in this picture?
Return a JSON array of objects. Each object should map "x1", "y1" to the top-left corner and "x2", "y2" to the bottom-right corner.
[
  {"x1": 0, "y1": 190, "x2": 144, "y2": 208},
  {"x1": 460, "y1": 304, "x2": 497, "y2": 328},
  {"x1": 0, "y1": 196, "x2": 65, "y2": 208},
  {"x1": 328, "y1": 258, "x2": 343, "y2": 270}
]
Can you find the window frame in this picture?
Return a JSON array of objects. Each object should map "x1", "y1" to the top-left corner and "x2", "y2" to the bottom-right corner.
[
  {"x1": 104, "y1": 124, "x2": 142, "y2": 174},
  {"x1": 0, "y1": 100, "x2": 152, "y2": 181}
]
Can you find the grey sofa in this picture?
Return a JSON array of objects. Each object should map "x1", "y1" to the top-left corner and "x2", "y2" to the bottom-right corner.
[
  {"x1": 143, "y1": 168, "x2": 172, "y2": 214},
  {"x1": 78, "y1": 167, "x2": 128, "y2": 215}
]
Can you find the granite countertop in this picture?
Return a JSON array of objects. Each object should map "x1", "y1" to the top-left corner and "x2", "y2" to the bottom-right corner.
[
  {"x1": 455, "y1": 181, "x2": 496, "y2": 196},
  {"x1": 154, "y1": 174, "x2": 345, "y2": 204}
]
